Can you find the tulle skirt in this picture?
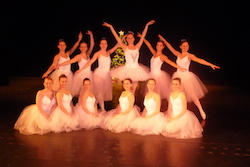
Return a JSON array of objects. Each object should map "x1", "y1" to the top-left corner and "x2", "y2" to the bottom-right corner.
[
  {"x1": 14, "y1": 105, "x2": 51, "y2": 135},
  {"x1": 130, "y1": 112, "x2": 165, "y2": 135},
  {"x1": 110, "y1": 64, "x2": 150, "y2": 81},
  {"x1": 74, "y1": 104, "x2": 105, "y2": 130},
  {"x1": 50, "y1": 69, "x2": 73, "y2": 92},
  {"x1": 141, "y1": 71, "x2": 171, "y2": 99},
  {"x1": 93, "y1": 68, "x2": 112, "y2": 101},
  {"x1": 49, "y1": 106, "x2": 79, "y2": 133},
  {"x1": 172, "y1": 71, "x2": 208, "y2": 102},
  {"x1": 71, "y1": 70, "x2": 93, "y2": 97},
  {"x1": 103, "y1": 106, "x2": 140, "y2": 133},
  {"x1": 161, "y1": 110, "x2": 203, "y2": 139}
]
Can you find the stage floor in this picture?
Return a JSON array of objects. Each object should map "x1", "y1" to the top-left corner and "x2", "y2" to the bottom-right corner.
[{"x1": 0, "y1": 77, "x2": 249, "y2": 167}]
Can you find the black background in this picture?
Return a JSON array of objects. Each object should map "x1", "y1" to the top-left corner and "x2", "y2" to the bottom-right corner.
[{"x1": 4, "y1": 1, "x2": 248, "y2": 84}]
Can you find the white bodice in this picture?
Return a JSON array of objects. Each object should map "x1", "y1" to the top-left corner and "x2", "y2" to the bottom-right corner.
[
  {"x1": 125, "y1": 48, "x2": 139, "y2": 68},
  {"x1": 176, "y1": 56, "x2": 190, "y2": 72},
  {"x1": 150, "y1": 56, "x2": 163, "y2": 74},
  {"x1": 119, "y1": 93, "x2": 132, "y2": 112},
  {"x1": 79, "y1": 57, "x2": 91, "y2": 71},
  {"x1": 85, "y1": 95, "x2": 96, "y2": 113},
  {"x1": 41, "y1": 93, "x2": 56, "y2": 115},
  {"x1": 58, "y1": 56, "x2": 71, "y2": 72},
  {"x1": 61, "y1": 93, "x2": 73, "y2": 113},
  {"x1": 144, "y1": 94, "x2": 156, "y2": 116},
  {"x1": 170, "y1": 92, "x2": 183, "y2": 117},
  {"x1": 98, "y1": 55, "x2": 111, "y2": 71}
]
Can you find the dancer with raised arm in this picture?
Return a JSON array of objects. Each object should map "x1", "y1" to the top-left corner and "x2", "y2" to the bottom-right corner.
[
  {"x1": 49, "y1": 75, "x2": 79, "y2": 133},
  {"x1": 138, "y1": 33, "x2": 186, "y2": 99},
  {"x1": 103, "y1": 20, "x2": 155, "y2": 92},
  {"x1": 42, "y1": 32, "x2": 83, "y2": 91},
  {"x1": 158, "y1": 35, "x2": 220, "y2": 120},
  {"x1": 74, "y1": 78, "x2": 104, "y2": 130},
  {"x1": 75, "y1": 38, "x2": 118, "y2": 111},
  {"x1": 162, "y1": 78, "x2": 203, "y2": 139},
  {"x1": 14, "y1": 77, "x2": 56, "y2": 135},
  {"x1": 104, "y1": 78, "x2": 139, "y2": 133},
  {"x1": 57, "y1": 30, "x2": 94, "y2": 97}
]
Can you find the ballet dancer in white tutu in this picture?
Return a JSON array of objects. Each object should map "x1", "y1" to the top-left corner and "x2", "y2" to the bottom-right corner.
[
  {"x1": 102, "y1": 20, "x2": 155, "y2": 91},
  {"x1": 14, "y1": 77, "x2": 57, "y2": 135},
  {"x1": 138, "y1": 33, "x2": 186, "y2": 99},
  {"x1": 74, "y1": 78, "x2": 105, "y2": 130},
  {"x1": 158, "y1": 35, "x2": 220, "y2": 120},
  {"x1": 104, "y1": 78, "x2": 140, "y2": 133},
  {"x1": 57, "y1": 30, "x2": 94, "y2": 97},
  {"x1": 130, "y1": 78, "x2": 165, "y2": 135},
  {"x1": 74, "y1": 38, "x2": 118, "y2": 111},
  {"x1": 42, "y1": 32, "x2": 83, "y2": 91},
  {"x1": 161, "y1": 78, "x2": 203, "y2": 139},
  {"x1": 49, "y1": 75, "x2": 79, "y2": 133}
]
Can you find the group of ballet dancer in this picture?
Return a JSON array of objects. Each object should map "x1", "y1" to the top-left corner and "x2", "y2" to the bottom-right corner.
[{"x1": 14, "y1": 20, "x2": 220, "y2": 139}]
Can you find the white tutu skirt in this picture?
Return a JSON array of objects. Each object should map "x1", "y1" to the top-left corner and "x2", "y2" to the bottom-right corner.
[
  {"x1": 103, "y1": 106, "x2": 140, "y2": 133},
  {"x1": 50, "y1": 69, "x2": 73, "y2": 92},
  {"x1": 71, "y1": 70, "x2": 93, "y2": 97},
  {"x1": 161, "y1": 110, "x2": 203, "y2": 139},
  {"x1": 130, "y1": 112, "x2": 165, "y2": 135},
  {"x1": 93, "y1": 68, "x2": 112, "y2": 101},
  {"x1": 172, "y1": 71, "x2": 208, "y2": 102},
  {"x1": 74, "y1": 104, "x2": 105, "y2": 130},
  {"x1": 141, "y1": 71, "x2": 171, "y2": 99},
  {"x1": 49, "y1": 107, "x2": 79, "y2": 133},
  {"x1": 110, "y1": 64, "x2": 150, "y2": 81},
  {"x1": 14, "y1": 105, "x2": 51, "y2": 135}
]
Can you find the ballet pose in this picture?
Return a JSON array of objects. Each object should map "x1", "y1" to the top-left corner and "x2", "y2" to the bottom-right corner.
[
  {"x1": 158, "y1": 35, "x2": 220, "y2": 120},
  {"x1": 162, "y1": 78, "x2": 203, "y2": 139},
  {"x1": 130, "y1": 79, "x2": 165, "y2": 135},
  {"x1": 42, "y1": 32, "x2": 83, "y2": 91},
  {"x1": 57, "y1": 30, "x2": 94, "y2": 97},
  {"x1": 49, "y1": 75, "x2": 79, "y2": 133},
  {"x1": 103, "y1": 20, "x2": 155, "y2": 91},
  {"x1": 14, "y1": 77, "x2": 57, "y2": 135},
  {"x1": 138, "y1": 33, "x2": 186, "y2": 99},
  {"x1": 104, "y1": 78, "x2": 140, "y2": 133},
  {"x1": 75, "y1": 38, "x2": 118, "y2": 111},
  {"x1": 74, "y1": 78, "x2": 104, "y2": 130}
]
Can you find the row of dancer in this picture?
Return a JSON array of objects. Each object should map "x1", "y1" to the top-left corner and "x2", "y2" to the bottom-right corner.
[
  {"x1": 14, "y1": 75, "x2": 203, "y2": 139},
  {"x1": 41, "y1": 20, "x2": 220, "y2": 120}
]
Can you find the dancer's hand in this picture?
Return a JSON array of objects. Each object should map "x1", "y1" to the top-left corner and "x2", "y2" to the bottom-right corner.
[
  {"x1": 137, "y1": 33, "x2": 142, "y2": 38},
  {"x1": 78, "y1": 31, "x2": 83, "y2": 40},
  {"x1": 211, "y1": 64, "x2": 220, "y2": 70},
  {"x1": 102, "y1": 22, "x2": 112, "y2": 28},
  {"x1": 86, "y1": 30, "x2": 92, "y2": 35},
  {"x1": 146, "y1": 20, "x2": 155, "y2": 26}
]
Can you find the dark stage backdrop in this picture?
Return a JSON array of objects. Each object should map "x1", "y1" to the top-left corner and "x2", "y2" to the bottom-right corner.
[{"x1": 4, "y1": 1, "x2": 248, "y2": 84}]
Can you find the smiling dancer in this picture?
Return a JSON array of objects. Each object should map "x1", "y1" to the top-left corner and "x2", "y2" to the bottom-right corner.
[
  {"x1": 42, "y1": 32, "x2": 83, "y2": 91},
  {"x1": 158, "y1": 35, "x2": 220, "y2": 120},
  {"x1": 14, "y1": 77, "x2": 57, "y2": 135},
  {"x1": 103, "y1": 20, "x2": 155, "y2": 92}
]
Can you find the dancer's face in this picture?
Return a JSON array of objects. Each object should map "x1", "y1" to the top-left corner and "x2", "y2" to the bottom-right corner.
[
  {"x1": 99, "y1": 40, "x2": 108, "y2": 50},
  {"x1": 171, "y1": 80, "x2": 181, "y2": 91},
  {"x1": 147, "y1": 80, "x2": 156, "y2": 92},
  {"x1": 79, "y1": 43, "x2": 88, "y2": 53},
  {"x1": 59, "y1": 77, "x2": 68, "y2": 88},
  {"x1": 58, "y1": 41, "x2": 67, "y2": 51},
  {"x1": 123, "y1": 80, "x2": 132, "y2": 91},
  {"x1": 83, "y1": 80, "x2": 91, "y2": 90},
  {"x1": 179, "y1": 42, "x2": 189, "y2": 52},
  {"x1": 126, "y1": 34, "x2": 135, "y2": 44},
  {"x1": 43, "y1": 78, "x2": 53, "y2": 90},
  {"x1": 156, "y1": 41, "x2": 164, "y2": 52}
]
